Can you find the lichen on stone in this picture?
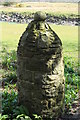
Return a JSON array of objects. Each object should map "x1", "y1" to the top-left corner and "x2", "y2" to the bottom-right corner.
[{"x1": 34, "y1": 11, "x2": 46, "y2": 21}]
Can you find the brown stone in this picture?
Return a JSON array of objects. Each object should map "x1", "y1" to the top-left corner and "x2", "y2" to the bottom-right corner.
[{"x1": 17, "y1": 11, "x2": 65, "y2": 119}]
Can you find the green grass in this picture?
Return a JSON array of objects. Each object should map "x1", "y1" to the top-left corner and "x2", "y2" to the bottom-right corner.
[
  {"x1": 50, "y1": 24, "x2": 78, "y2": 59},
  {"x1": 1, "y1": 21, "x2": 79, "y2": 119},
  {"x1": 1, "y1": 22, "x2": 78, "y2": 61},
  {"x1": 1, "y1": 22, "x2": 26, "y2": 50}
]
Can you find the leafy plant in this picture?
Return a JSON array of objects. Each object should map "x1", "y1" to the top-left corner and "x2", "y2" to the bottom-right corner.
[
  {"x1": 2, "y1": 48, "x2": 17, "y2": 70},
  {"x1": 16, "y1": 114, "x2": 32, "y2": 120},
  {"x1": 0, "y1": 114, "x2": 8, "y2": 120},
  {"x1": 2, "y1": 87, "x2": 30, "y2": 119},
  {"x1": 2, "y1": 88, "x2": 18, "y2": 118},
  {"x1": 64, "y1": 56, "x2": 79, "y2": 112},
  {"x1": 1, "y1": 48, "x2": 79, "y2": 118},
  {"x1": 3, "y1": 71, "x2": 17, "y2": 84},
  {"x1": 33, "y1": 114, "x2": 42, "y2": 120}
]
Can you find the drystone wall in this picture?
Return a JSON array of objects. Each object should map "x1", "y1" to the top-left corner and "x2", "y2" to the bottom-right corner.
[
  {"x1": 17, "y1": 11, "x2": 65, "y2": 119},
  {"x1": 0, "y1": 12, "x2": 79, "y2": 26}
]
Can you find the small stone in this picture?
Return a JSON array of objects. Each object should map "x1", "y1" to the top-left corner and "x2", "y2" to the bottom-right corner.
[{"x1": 34, "y1": 11, "x2": 46, "y2": 21}]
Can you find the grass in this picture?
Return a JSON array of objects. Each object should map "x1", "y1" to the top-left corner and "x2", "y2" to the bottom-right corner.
[
  {"x1": 0, "y1": 21, "x2": 79, "y2": 119},
  {"x1": 50, "y1": 24, "x2": 78, "y2": 59},
  {"x1": 0, "y1": 2, "x2": 78, "y2": 15},
  {"x1": 1, "y1": 41, "x2": 79, "y2": 120},
  {"x1": 0, "y1": 2, "x2": 79, "y2": 119},
  {"x1": 1, "y1": 22, "x2": 26, "y2": 50},
  {"x1": 1, "y1": 22, "x2": 78, "y2": 61},
  {"x1": 1, "y1": 43, "x2": 79, "y2": 120}
]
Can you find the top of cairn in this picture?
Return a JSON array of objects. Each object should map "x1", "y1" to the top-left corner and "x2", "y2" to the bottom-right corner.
[{"x1": 34, "y1": 11, "x2": 46, "y2": 21}]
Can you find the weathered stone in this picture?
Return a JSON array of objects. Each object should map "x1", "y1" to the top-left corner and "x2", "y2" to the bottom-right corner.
[
  {"x1": 34, "y1": 11, "x2": 46, "y2": 21},
  {"x1": 17, "y1": 11, "x2": 65, "y2": 119}
]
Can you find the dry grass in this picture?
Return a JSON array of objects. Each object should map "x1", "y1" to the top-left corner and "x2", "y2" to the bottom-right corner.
[{"x1": 0, "y1": 2, "x2": 78, "y2": 15}]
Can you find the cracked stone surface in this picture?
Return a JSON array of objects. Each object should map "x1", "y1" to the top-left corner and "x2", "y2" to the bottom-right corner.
[{"x1": 17, "y1": 11, "x2": 65, "y2": 119}]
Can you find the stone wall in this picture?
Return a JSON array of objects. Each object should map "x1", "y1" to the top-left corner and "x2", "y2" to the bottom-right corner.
[
  {"x1": 17, "y1": 11, "x2": 65, "y2": 119},
  {"x1": 0, "y1": 12, "x2": 79, "y2": 26}
]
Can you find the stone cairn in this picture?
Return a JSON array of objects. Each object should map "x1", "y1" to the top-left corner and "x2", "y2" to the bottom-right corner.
[{"x1": 17, "y1": 11, "x2": 65, "y2": 119}]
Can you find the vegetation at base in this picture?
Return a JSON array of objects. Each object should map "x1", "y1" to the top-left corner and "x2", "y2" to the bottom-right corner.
[
  {"x1": 64, "y1": 56, "x2": 79, "y2": 112},
  {"x1": 2, "y1": 48, "x2": 17, "y2": 70},
  {"x1": 1, "y1": 48, "x2": 79, "y2": 119}
]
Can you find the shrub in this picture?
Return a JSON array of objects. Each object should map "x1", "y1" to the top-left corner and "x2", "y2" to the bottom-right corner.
[
  {"x1": 2, "y1": 88, "x2": 18, "y2": 119},
  {"x1": 2, "y1": 88, "x2": 29, "y2": 119},
  {"x1": 15, "y1": 3, "x2": 23, "y2": 8},
  {"x1": 2, "y1": 48, "x2": 17, "y2": 70},
  {"x1": 64, "y1": 56, "x2": 79, "y2": 112},
  {"x1": 3, "y1": 2, "x2": 13, "y2": 7},
  {"x1": 2, "y1": 87, "x2": 42, "y2": 119},
  {"x1": 3, "y1": 71, "x2": 17, "y2": 84}
]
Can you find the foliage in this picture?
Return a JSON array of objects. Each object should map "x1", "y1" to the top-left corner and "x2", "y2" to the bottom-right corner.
[
  {"x1": 0, "y1": 114, "x2": 8, "y2": 120},
  {"x1": 32, "y1": 114, "x2": 42, "y2": 120},
  {"x1": 1, "y1": 48, "x2": 17, "y2": 85},
  {"x1": 2, "y1": 48, "x2": 17, "y2": 70},
  {"x1": 2, "y1": 87, "x2": 30, "y2": 119},
  {"x1": 16, "y1": 114, "x2": 32, "y2": 120},
  {"x1": 16, "y1": 3, "x2": 23, "y2": 8},
  {"x1": 2, "y1": 86, "x2": 42, "y2": 120},
  {"x1": 2, "y1": 2, "x2": 13, "y2": 7},
  {"x1": 3, "y1": 71, "x2": 17, "y2": 84},
  {"x1": 1, "y1": 49, "x2": 79, "y2": 119},
  {"x1": 64, "y1": 56, "x2": 79, "y2": 111},
  {"x1": 2, "y1": 88, "x2": 17, "y2": 118},
  {"x1": 1, "y1": 24, "x2": 79, "y2": 118}
]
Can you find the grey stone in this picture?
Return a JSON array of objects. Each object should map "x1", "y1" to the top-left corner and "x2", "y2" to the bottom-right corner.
[
  {"x1": 17, "y1": 11, "x2": 65, "y2": 119},
  {"x1": 34, "y1": 11, "x2": 46, "y2": 21}
]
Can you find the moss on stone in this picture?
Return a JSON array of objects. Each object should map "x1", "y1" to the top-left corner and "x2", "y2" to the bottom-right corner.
[{"x1": 17, "y1": 11, "x2": 65, "y2": 119}]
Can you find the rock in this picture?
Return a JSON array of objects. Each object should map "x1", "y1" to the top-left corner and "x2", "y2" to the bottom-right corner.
[
  {"x1": 0, "y1": 12, "x2": 79, "y2": 26},
  {"x1": 34, "y1": 11, "x2": 46, "y2": 21},
  {"x1": 17, "y1": 11, "x2": 65, "y2": 119}
]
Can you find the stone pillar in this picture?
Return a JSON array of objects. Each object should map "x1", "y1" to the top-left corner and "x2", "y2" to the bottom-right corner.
[{"x1": 17, "y1": 11, "x2": 65, "y2": 119}]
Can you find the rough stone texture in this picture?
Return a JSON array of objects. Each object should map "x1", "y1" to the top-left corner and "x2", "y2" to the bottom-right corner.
[{"x1": 17, "y1": 11, "x2": 65, "y2": 119}]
